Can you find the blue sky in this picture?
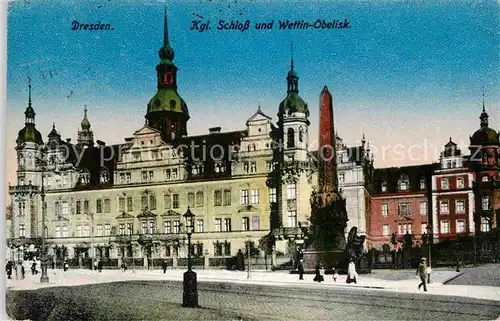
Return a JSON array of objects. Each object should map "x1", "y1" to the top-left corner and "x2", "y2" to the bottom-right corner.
[{"x1": 5, "y1": 0, "x2": 500, "y2": 185}]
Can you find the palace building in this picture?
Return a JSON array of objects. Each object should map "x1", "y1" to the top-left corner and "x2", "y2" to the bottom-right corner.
[{"x1": 7, "y1": 10, "x2": 373, "y2": 268}]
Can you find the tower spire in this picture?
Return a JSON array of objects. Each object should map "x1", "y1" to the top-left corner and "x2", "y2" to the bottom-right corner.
[
  {"x1": 163, "y1": 6, "x2": 169, "y2": 47},
  {"x1": 28, "y1": 76, "x2": 32, "y2": 107},
  {"x1": 482, "y1": 85, "x2": 485, "y2": 113},
  {"x1": 290, "y1": 41, "x2": 294, "y2": 71}
]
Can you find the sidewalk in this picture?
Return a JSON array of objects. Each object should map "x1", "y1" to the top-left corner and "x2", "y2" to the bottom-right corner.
[{"x1": 6, "y1": 268, "x2": 500, "y2": 302}]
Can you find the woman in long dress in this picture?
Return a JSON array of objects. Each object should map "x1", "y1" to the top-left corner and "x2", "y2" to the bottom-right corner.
[{"x1": 346, "y1": 259, "x2": 357, "y2": 284}]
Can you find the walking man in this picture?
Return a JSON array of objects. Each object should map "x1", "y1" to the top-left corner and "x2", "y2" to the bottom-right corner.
[
  {"x1": 162, "y1": 260, "x2": 168, "y2": 274},
  {"x1": 416, "y1": 257, "x2": 428, "y2": 292},
  {"x1": 297, "y1": 259, "x2": 304, "y2": 280}
]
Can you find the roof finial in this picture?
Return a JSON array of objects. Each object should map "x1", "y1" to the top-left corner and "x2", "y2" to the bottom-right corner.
[
  {"x1": 257, "y1": 104, "x2": 261, "y2": 112},
  {"x1": 482, "y1": 85, "x2": 485, "y2": 113},
  {"x1": 53, "y1": 122, "x2": 55, "y2": 129},
  {"x1": 164, "y1": 6, "x2": 169, "y2": 47},
  {"x1": 28, "y1": 76, "x2": 32, "y2": 105}
]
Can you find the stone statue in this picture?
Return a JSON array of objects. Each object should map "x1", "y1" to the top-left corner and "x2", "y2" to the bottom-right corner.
[{"x1": 345, "y1": 227, "x2": 366, "y2": 261}]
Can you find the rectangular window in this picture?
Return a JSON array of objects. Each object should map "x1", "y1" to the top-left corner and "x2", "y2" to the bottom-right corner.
[
  {"x1": 173, "y1": 220, "x2": 180, "y2": 234},
  {"x1": 441, "y1": 178, "x2": 449, "y2": 190},
  {"x1": 243, "y1": 162, "x2": 249, "y2": 173},
  {"x1": 250, "y1": 161, "x2": 257, "y2": 173},
  {"x1": 165, "y1": 169, "x2": 171, "y2": 180},
  {"x1": 286, "y1": 184, "x2": 296, "y2": 200},
  {"x1": 240, "y1": 189, "x2": 249, "y2": 205},
  {"x1": 120, "y1": 173, "x2": 125, "y2": 184},
  {"x1": 83, "y1": 225, "x2": 90, "y2": 237},
  {"x1": 119, "y1": 198, "x2": 125, "y2": 212},
  {"x1": 456, "y1": 220, "x2": 466, "y2": 233},
  {"x1": 420, "y1": 202, "x2": 427, "y2": 215},
  {"x1": 142, "y1": 221, "x2": 148, "y2": 234},
  {"x1": 214, "y1": 190, "x2": 222, "y2": 206},
  {"x1": 97, "y1": 224, "x2": 103, "y2": 236},
  {"x1": 266, "y1": 161, "x2": 272, "y2": 172},
  {"x1": 223, "y1": 189, "x2": 231, "y2": 206},
  {"x1": 141, "y1": 196, "x2": 148, "y2": 210},
  {"x1": 141, "y1": 171, "x2": 147, "y2": 182},
  {"x1": 482, "y1": 196, "x2": 491, "y2": 210},
  {"x1": 126, "y1": 173, "x2": 131, "y2": 183},
  {"x1": 84, "y1": 200, "x2": 89, "y2": 214},
  {"x1": 269, "y1": 188, "x2": 277, "y2": 203},
  {"x1": 164, "y1": 194, "x2": 171, "y2": 209},
  {"x1": 172, "y1": 169, "x2": 177, "y2": 179},
  {"x1": 398, "y1": 203, "x2": 411, "y2": 216},
  {"x1": 172, "y1": 194, "x2": 179, "y2": 209},
  {"x1": 287, "y1": 210, "x2": 297, "y2": 228},
  {"x1": 397, "y1": 224, "x2": 402, "y2": 235},
  {"x1": 440, "y1": 221, "x2": 450, "y2": 234},
  {"x1": 149, "y1": 221, "x2": 155, "y2": 234},
  {"x1": 382, "y1": 204, "x2": 389, "y2": 217},
  {"x1": 421, "y1": 223, "x2": 428, "y2": 235},
  {"x1": 55, "y1": 226, "x2": 61, "y2": 238},
  {"x1": 224, "y1": 242, "x2": 231, "y2": 256},
  {"x1": 440, "y1": 200, "x2": 449, "y2": 214},
  {"x1": 242, "y1": 217, "x2": 249, "y2": 231},
  {"x1": 19, "y1": 224, "x2": 25, "y2": 237},
  {"x1": 224, "y1": 218, "x2": 231, "y2": 232},
  {"x1": 164, "y1": 221, "x2": 171, "y2": 234},
  {"x1": 339, "y1": 173, "x2": 345, "y2": 183},
  {"x1": 104, "y1": 224, "x2": 111, "y2": 236},
  {"x1": 96, "y1": 199, "x2": 102, "y2": 213},
  {"x1": 408, "y1": 224, "x2": 412, "y2": 234},
  {"x1": 215, "y1": 218, "x2": 222, "y2": 232},
  {"x1": 127, "y1": 223, "x2": 133, "y2": 235},
  {"x1": 214, "y1": 243, "x2": 223, "y2": 256},
  {"x1": 457, "y1": 178, "x2": 464, "y2": 189},
  {"x1": 149, "y1": 171, "x2": 154, "y2": 181},
  {"x1": 187, "y1": 192, "x2": 195, "y2": 208},
  {"x1": 119, "y1": 224, "x2": 125, "y2": 235},
  {"x1": 127, "y1": 197, "x2": 133, "y2": 212},
  {"x1": 104, "y1": 199, "x2": 111, "y2": 213},
  {"x1": 197, "y1": 219, "x2": 204, "y2": 233},
  {"x1": 55, "y1": 201, "x2": 61, "y2": 215},
  {"x1": 76, "y1": 225, "x2": 82, "y2": 237},
  {"x1": 149, "y1": 195, "x2": 156, "y2": 210},
  {"x1": 456, "y1": 200, "x2": 465, "y2": 214},
  {"x1": 196, "y1": 191, "x2": 204, "y2": 207},
  {"x1": 252, "y1": 216, "x2": 260, "y2": 230},
  {"x1": 76, "y1": 201, "x2": 82, "y2": 214},
  {"x1": 251, "y1": 189, "x2": 260, "y2": 204},
  {"x1": 382, "y1": 224, "x2": 390, "y2": 236}
]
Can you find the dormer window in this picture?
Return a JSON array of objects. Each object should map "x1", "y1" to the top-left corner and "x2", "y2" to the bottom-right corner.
[
  {"x1": 100, "y1": 168, "x2": 110, "y2": 184},
  {"x1": 381, "y1": 181, "x2": 388, "y2": 192},
  {"x1": 79, "y1": 170, "x2": 90, "y2": 185},
  {"x1": 419, "y1": 178, "x2": 426, "y2": 189},
  {"x1": 299, "y1": 127, "x2": 304, "y2": 142},
  {"x1": 287, "y1": 128, "x2": 295, "y2": 148},
  {"x1": 481, "y1": 176, "x2": 489, "y2": 182},
  {"x1": 398, "y1": 175, "x2": 409, "y2": 191}
]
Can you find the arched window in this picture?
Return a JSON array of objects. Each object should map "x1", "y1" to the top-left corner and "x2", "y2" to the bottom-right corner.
[
  {"x1": 381, "y1": 181, "x2": 388, "y2": 192},
  {"x1": 299, "y1": 127, "x2": 304, "y2": 142},
  {"x1": 287, "y1": 128, "x2": 295, "y2": 148}
]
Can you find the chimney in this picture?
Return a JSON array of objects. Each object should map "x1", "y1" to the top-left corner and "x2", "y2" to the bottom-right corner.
[{"x1": 209, "y1": 127, "x2": 221, "y2": 134}]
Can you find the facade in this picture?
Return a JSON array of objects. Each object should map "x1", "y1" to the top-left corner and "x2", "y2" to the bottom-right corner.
[
  {"x1": 432, "y1": 139, "x2": 474, "y2": 241},
  {"x1": 8, "y1": 11, "x2": 375, "y2": 266},
  {"x1": 368, "y1": 165, "x2": 433, "y2": 249}
]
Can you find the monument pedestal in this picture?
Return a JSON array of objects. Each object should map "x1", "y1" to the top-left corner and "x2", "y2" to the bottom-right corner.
[{"x1": 302, "y1": 250, "x2": 348, "y2": 273}]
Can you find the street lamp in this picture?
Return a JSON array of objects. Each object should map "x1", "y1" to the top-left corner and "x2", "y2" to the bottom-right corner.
[
  {"x1": 182, "y1": 207, "x2": 198, "y2": 307},
  {"x1": 246, "y1": 236, "x2": 252, "y2": 279},
  {"x1": 426, "y1": 224, "x2": 433, "y2": 284},
  {"x1": 37, "y1": 147, "x2": 49, "y2": 283}
]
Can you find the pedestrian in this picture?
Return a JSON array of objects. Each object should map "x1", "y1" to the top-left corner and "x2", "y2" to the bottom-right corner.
[
  {"x1": 31, "y1": 261, "x2": 37, "y2": 275},
  {"x1": 332, "y1": 267, "x2": 339, "y2": 282},
  {"x1": 346, "y1": 259, "x2": 357, "y2": 284},
  {"x1": 121, "y1": 262, "x2": 125, "y2": 272},
  {"x1": 20, "y1": 263, "x2": 25, "y2": 279},
  {"x1": 51, "y1": 260, "x2": 55, "y2": 270},
  {"x1": 297, "y1": 259, "x2": 304, "y2": 280},
  {"x1": 6, "y1": 261, "x2": 12, "y2": 279},
  {"x1": 416, "y1": 257, "x2": 427, "y2": 292},
  {"x1": 93, "y1": 260, "x2": 98, "y2": 271},
  {"x1": 162, "y1": 260, "x2": 168, "y2": 274},
  {"x1": 63, "y1": 260, "x2": 69, "y2": 272},
  {"x1": 98, "y1": 260, "x2": 103, "y2": 272},
  {"x1": 455, "y1": 257, "x2": 460, "y2": 273},
  {"x1": 426, "y1": 264, "x2": 432, "y2": 284},
  {"x1": 314, "y1": 262, "x2": 324, "y2": 283},
  {"x1": 123, "y1": 262, "x2": 127, "y2": 272}
]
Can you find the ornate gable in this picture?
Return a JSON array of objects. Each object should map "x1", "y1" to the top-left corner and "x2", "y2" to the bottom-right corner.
[
  {"x1": 238, "y1": 204, "x2": 258, "y2": 213},
  {"x1": 116, "y1": 212, "x2": 135, "y2": 219},
  {"x1": 161, "y1": 209, "x2": 182, "y2": 217}
]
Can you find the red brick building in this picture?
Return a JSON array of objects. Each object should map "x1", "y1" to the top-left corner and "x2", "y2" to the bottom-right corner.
[
  {"x1": 431, "y1": 139, "x2": 474, "y2": 242},
  {"x1": 368, "y1": 165, "x2": 433, "y2": 249}
]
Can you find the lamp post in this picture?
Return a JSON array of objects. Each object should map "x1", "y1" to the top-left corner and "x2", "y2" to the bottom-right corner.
[
  {"x1": 426, "y1": 224, "x2": 433, "y2": 284},
  {"x1": 37, "y1": 147, "x2": 49, "y2": 283},
  {"x1": 182, "y1": 207, "x2": 198, "y2": 307},
  {"x1": 86, "y1": 212, "x2": 95, "y2": 270},
  {"x1": 246, "y1": 235, "x2": 251, "y2": 279}
]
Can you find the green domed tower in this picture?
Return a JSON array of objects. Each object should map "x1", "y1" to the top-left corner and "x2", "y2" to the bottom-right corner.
[
  {"x1": 16, "y1": 80, "x2": 43, "y2": 147},
  {"x1": 145, "y1": 8, "x2": 189, "y2": 143}
]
